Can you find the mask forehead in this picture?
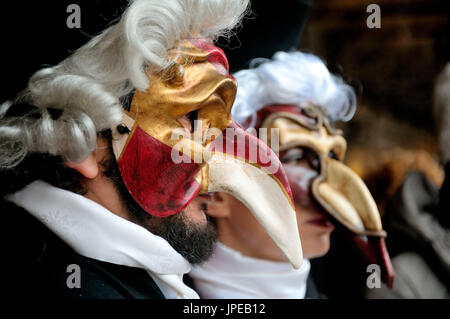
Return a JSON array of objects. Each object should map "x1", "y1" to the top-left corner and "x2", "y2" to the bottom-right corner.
[
  {"x1": 126, "y1": 39, "x2": 237, "y2": 149},
  {"x1": 261, "y1": 111, "x2": 347, "y2": 161}
]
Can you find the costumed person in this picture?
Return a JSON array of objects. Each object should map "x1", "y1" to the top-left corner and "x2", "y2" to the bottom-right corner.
[
  {"x1": 189, "y1": 51, "x2": 394, "y2": 298},
  {"x1": 366, "y1": 63, "x2": 450, "y2": 299},
  {"x1": 1, "y1": 0, "x2": 303, "y2": 299}
]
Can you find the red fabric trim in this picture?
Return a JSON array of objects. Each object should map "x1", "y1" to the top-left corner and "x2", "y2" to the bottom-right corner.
[{"x1": 255, "y1": 104, "x2": 304, "y2": 129}]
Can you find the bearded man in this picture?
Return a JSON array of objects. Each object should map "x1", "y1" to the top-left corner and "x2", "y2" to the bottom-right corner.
[{"x1": 1, "y1": 0, "x2": 303, "y2": 299}]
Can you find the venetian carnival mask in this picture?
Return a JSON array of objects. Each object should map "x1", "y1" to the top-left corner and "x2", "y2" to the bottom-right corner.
[
  {"x1": 258, "y1": 104, "x2": 394, "y2": 287},
  {"x1": 111, "y1": 39, "x2": 302, "y2": 268}
]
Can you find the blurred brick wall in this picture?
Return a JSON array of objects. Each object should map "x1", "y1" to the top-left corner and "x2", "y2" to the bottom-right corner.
[
  {"x1": 300, "y1": 0, "x2": 448, "y2": 208},
  {"x1": 300, "y1": 0, "x2": 448, "y2": 130}
]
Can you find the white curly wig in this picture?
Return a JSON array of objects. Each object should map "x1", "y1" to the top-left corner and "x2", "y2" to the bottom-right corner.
[
  {"x1": 0, "y1": 0, "x2": 249, "y2": 168},
  {"x1": 231, "y1": 51, "x2": 357, "y2": 129}
]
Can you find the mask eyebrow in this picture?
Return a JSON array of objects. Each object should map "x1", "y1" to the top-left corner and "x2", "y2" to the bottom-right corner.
[{"x1": 188, "y1": 38, "x2": 230, "y2": 74}]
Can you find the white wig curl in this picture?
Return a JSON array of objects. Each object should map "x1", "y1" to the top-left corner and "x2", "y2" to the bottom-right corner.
[
  {"x1": 231, "y1": 51, "x2": 357, "y2": 128},
  {"x1": 0, "y1": 0, "x2": 249, "y2": 168}
]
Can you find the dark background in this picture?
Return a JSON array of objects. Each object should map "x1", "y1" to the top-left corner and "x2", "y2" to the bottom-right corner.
[
  {"x1": 1, "y1": 0, "x2": 129, "y2": 102},
  {"x1": 299, "y1": 0, "x2": 448, "y2": 207}
]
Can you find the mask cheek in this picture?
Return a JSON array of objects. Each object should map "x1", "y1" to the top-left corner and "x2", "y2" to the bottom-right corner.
[
  {"x1": 283, "y1": 163, "x2": 318, "y2": 207},
  {"x1": 118, "y1": 125, "x2": 201, "y2": 218},
  {"x1": 197, "y1": 100, "x2": 232, "y2": 134}
]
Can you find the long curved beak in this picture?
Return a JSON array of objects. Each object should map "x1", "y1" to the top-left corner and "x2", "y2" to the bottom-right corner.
[
  {"x1": 312, "y1": 157, "x2": 384, "y2": 236},
  {"x1": 311, "y1": 157, "x2": 394, "y2": 287},
  {"x1": 200, "y1": 122, "x2": 303, "y2": 269}
]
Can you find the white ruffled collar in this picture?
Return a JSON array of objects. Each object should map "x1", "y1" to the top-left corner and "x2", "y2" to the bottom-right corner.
[
  {"x1": 6, "y1": 180, "x2": 199, "y2": 299},
  {"x1": 190, "y1": 242, "x2": 310, "y2": 299}
]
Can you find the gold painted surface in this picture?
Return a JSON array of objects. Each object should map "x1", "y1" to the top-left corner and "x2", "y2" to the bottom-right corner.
[
  {"x1": 196, "y1": 164, "x2": 210, "y2": 194},
  {"x1": 264, "y1": 116, "x2": 347, "y2": 161},
  {"x1": 125, "y1": 39, "x2": 236, "y2": 163},
  {"x1": 261, "y1": 111, "x2": 386, "y2": 237},
  {"x1": 317, "y1": 158, "x2": 383, "y2": 234}
]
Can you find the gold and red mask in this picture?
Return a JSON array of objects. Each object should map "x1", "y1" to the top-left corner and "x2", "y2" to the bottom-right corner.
[
  {"x1": 258, "y1": 104, "x2": 394, "y2": 287},
  {"x1": 111, "y1": 39, "x2": 302, "y2": 269}
]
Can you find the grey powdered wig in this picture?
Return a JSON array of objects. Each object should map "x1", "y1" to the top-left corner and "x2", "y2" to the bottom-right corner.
[
  {"x1": 0, "y1": 0, "x2": 249, "y2": 169},
  {"x1": 231, "y1": 51, "x2": 357, "y2": 129}
]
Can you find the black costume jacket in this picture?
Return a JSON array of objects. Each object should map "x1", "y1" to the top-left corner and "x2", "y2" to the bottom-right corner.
[{"x1": 3, "y1": 200, "x2": 164, "y2": 299}]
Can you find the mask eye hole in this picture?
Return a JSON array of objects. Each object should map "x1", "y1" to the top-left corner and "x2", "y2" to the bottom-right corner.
[
  {"x1": 328, "y1": 150, "x2": 338, "y2": 160},
  {"x1": 281, "y1": 147, "x2": 320, "y2": 171},
  {"x1": 177, "y1": 109, "x2": 199, "y2": 133},
  {"x1": 281, "y1": 148, "x2": 305, "y2": 164},
  {"x1": 166, "y1": 63, "x2": 184, "y2": 85},
  {"x1": 188, "y1": 109, "x2": 199, "y2": 129}
]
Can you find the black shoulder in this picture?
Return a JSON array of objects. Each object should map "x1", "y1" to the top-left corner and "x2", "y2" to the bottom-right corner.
[
  {"x1": 33, "y1": 248, "x2": 165, "y2": 299},
  {"x1": 305, "y1": 275, "x2": 327, "y2": 299},
  {"x1": 2, "y1": 200, "x2": 164, "y2": 299}
]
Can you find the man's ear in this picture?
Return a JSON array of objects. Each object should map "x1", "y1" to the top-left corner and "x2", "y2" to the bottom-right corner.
[
  {"x1": 64, "y1": 152, "x2": 99, "y2": 179},
  {"x1": 206, "y1": 192, "x2": 231, "y2": 219}
]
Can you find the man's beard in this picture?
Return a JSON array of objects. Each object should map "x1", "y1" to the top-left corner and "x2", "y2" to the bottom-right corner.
[
  {"x1": 101, "y1": 146, "x2": 217, "y2": 264},
  {"x1": 144, "y1": 211, "x2": 218, "y2": 265}
]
